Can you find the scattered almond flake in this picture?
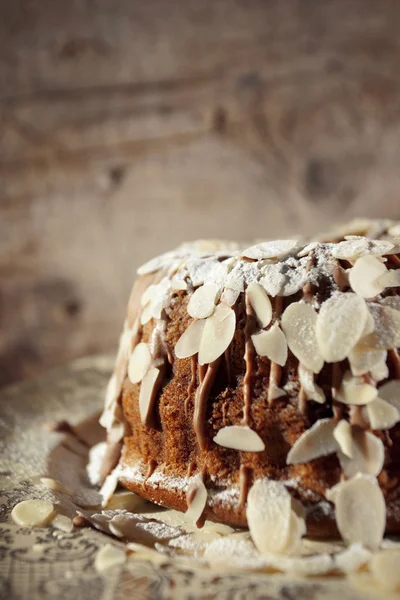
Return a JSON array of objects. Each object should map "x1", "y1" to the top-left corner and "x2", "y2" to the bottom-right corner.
[
  {"x1": 139, "y1": 367, "x2": 162, "y2": 424},
  {"x1": 107, "y1": 491, "x2": 144, "y2": 512},
  {"x1": 316, "y1": 293, "x2": 368, "y2": 363},
  {"x1": 220, "y1": 287, "x2": 241, "y2": 306},
  {"x1": 286, "y1": 418, "x2": 337, "y2": 465},
  {"x1": 380, "y1": 296, "x2": 400, "y2": 311},
  {"x1": 348, "y1": 344, "x2": 386, "y2": 377},
  {"x1": 337, "y1": 430, "x2": 384, "y2": 478},
  {"x1": 86, "y1": 442, "x2": 107, "y2": 486},
  {"x1": 52, "y1": 514, "x2": 73, "y2": 533},
  {"x1": 127, "y1": 342, "x2": 152, "y2": 384},
  {"x1": 366, "y1": 397, "x2": 400, "y2": 430},
  {"x1": 246, "y1": 282, "x2": 273, "y2": 328},
  {"x1": 185, "y1": 474, "x2": 208, "y2": 523},
  {"x1": 332, "y1": 238, "x2": 395, "y2": 261},
  {"x1": 285, "y1": 500, "x2": 307, "y2": 555},
  {"x1": 377, "y1": 380, "x2": 400, "y2": 411},
  {"x1": 361, "y1": 303, "x2": 400, "y2": 349},
  {"x1": 370, "y1": 550, "x2": 400, "y2": 591},
  {"x1": 140, "y1": 284, "x2": 156, "y2": 307},
  {"x1": 251, "y1": 323, "x2": 288, "y2": 366},
  {"x1": 242, "y1": 240, "x2": 301, "y2": 261},
  {"x1": 140, "y1": 302, "x2": 153, "y2": 325},
  {"x1": 281, "y1": 302, "x2": 324, "y2": 373},
  {"x1": 213, "y1": 425, "x2": 265, "y2": 452},
  {"x1": 198, "y1": 304, "x2": 236, "y2": 365},
  {"x1": 170, "y1": 273, "x2": 189, "y2": 291},
  {"x1": 103, "y1": 373, "x2": 119, "y2": 410},
  {"x1": 348, "y1": 255, "x2": 387, "y2": 298},
  {"x1": 100, "y1": 468, "x2": 120, "y2": 507},
  {"x1": 187, "y1": 284, "x2": 218, "y2": 319},
  {"x1": 329, "y1": 474, "x2": 385, "y2": 550},
  {"x1": 298, "y1": 364, "x2": 325, "y2": 404},
  {"x1": 259, "y1": 265, "x2": 286, "y2": 296},
  {"x1": 389, "y1": 223, "x2": 400, "y2": 237},
  {"x1": 333, "y1": 420, "x2": 353, "y2": 458},
  {"x1": 337, "y1": 371, "x2": 378, "y2": 405},
  {"x1": 226, "y1": 260, "x2": 260, "y2": 288},
  {"x1": 246, "y1": 479, "x2": 305, "y2": 555},
  {"x1": 94, "y1": 543, "x2": 126, "y2": 572},
  {"x1": 376, "y1": 269, "x2": 400, "y2": 289},
  {"x1": 175, "y1": 319, "x2": 206, "y2": 359},
  {"x1": 11, "y1": 499, "x2": 55, "y2": 528},
  {"x1": 260, "y1": 259, "x2": 308, "y2": 297},
  {"x1": 108, "y1": 421, "x2": 125, "y2": 444},
  {"x1": 333, "y1": 543, "x2": 372, "y2": 574},
  {"x1": 40, "y1": 477, "x2": 73, "y2": 496},
  {"x1": 268, "y1": 383, "x2": 286, "y2": 400},
  {"x1": 148, "y1": 277, "x2": 172, "y2": 320}
]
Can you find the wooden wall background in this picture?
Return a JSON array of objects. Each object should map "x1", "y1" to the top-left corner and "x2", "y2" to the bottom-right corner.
[{"x1": 1, "y1": 0, "x2": 400, "y2": 386}]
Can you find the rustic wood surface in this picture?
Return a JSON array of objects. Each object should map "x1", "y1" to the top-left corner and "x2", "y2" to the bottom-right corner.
[{"x1": 1, "y1": 0, "x2": 400, "y2": 386}]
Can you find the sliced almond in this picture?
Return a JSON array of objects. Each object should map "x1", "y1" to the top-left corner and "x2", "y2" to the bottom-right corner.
[
  {"x1": 185, "y1": 474, "x2": 208, "y2": 523},
  {"x1": 242, "y1": 240, "x2": 300, "y2": 261},
  {"x1": 337, "y1": 371, "x2": 378, "y2": 405},
  {"x1": 40, "y1": 477, "x2": 73, "y2": 496},
  {"x1": 246, "y1": 282, "x2": 272, "y2": 328},
  {"x1": 94, "y1": 543, "x2": 126, "y2": 572},
  {"x1": 198, "y1": 304, "x2": 236, "y2": 365},
  {"x1": 376, "y1": 269, "x2": 400, "y2": 289},
  {"x1": 213, "y1": 425, "x2": 265, "y2": 452},
  {"x1": 100, "y1": 468, "x2": 120, "y2": 507},
  {"x1": 11, "y1": 499, "x2": 55, "y2": 528},
  {"x1": 259, "y1": 267, "x2": 286, "y2": 297},
  {"x1": 298, "y1": 364, "x2": 325, "y2": 404},
  {"x1": 332, "y1": 238, "x2": 395, "y2": 261},
  {"x1": 268, "y1": 383, "x2": 286, "y2": 400},
  {"x1": 220, "y1": 287, "x2": 241, "y2": 307},
  {"x1": 281, "y1": 302, "x2": 323, "y2": 373},
  {"x1": 333, "y1": 420, "x2": 353, "y2": 458},
  {"x1": 140, "y1": 302, "x2": 153, "y2": 325},
  {"x1": 128, "y1": 342, "x2": 152, "y2": 384},
  {"x1": 139, "y1": 367, "x2": 163, "y2": 425},
  {"x1": 377, "y1": 380, "x2": 400, "y2": 410},
  {"x1": 348, "y1": 255, "x2": 387, "y2": 298},
  {"x1": 187, "y1": 284, "x2": 218, "y2": 319},
  {"x1": 140, "y1": 284, "x2": 156, "y2": 307},
  {"x1": 251, "y1": 323, "x2": 287, "y2": 366},
  {"x1": 107, "y1": 491, "x2": 144, "y2": 511},
  {"x1": 286, "y1": 418, "x2": 338, "y2": 465},
  {"x1": 330, "y1": 475, "x2": 385, "y2": 550},
  {"x1": 247, "y1": 479, "x2": 305, "y2": 555},
  {"x1": 316, "y1": 293, "x2": 368, "y2": 363},
  {"x1": 337, "y1": 429, "x2": 384, "y2": 478},
  {"x1": 362, "y1": 304, "x2": 400, "y2": 349},
  {"x1": 366, "y1": 397, "x2": 400, "y2": 430},
  {"x1": 370, "y1": 359, "x2": 389, "y2": 382},
  {"x1": 349, "y1": 345, "x2": 387, "y2": 377},
  {"x1": 175, "y1": 319, "x2": 206, "y2": 359},
  {"x1": 370, "y1": 550, "x2": 400, "y2": 591},
  {"x1": 52, "y1": 514, "x2": 74, "y2": 533}
]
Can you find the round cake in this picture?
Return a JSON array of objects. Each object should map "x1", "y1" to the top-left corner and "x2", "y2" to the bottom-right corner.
[{"x1": 98, "y1": 218, "x2": 400, "y2": 539}]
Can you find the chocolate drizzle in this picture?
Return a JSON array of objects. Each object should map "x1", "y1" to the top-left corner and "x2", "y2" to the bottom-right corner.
[
  {"x1": 193, "y1": 357, "x2": 222, "y2": 451},
  {"x1": 298, "y1": 387, "x2": 308, "y2": 414},
  {"x1": 388, "y1": 348, "x2": 400, "y2": 380},
  {"x1": 332, "y1": 362, "x2": 344, "y2": 421},
  {"x1": 349, "y1": 405, "x2": 369, "y2": 429},
  {"x1": 239, "y1": 464, "x2": 250, "y2": 507},
  {"x1": 268, "y1": 296, "x2": 284, "y2": 404},
  {"x1": 243, "y1": 293, "x2": 256, "y2": 425},
  {"x1": 185, "y1": 355, "x2": 198, "y2": 416}
]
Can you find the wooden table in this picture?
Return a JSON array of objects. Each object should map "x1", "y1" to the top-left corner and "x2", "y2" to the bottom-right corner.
[{"x1": 1, "y1": 0, "x2": 399, "y2": 385}]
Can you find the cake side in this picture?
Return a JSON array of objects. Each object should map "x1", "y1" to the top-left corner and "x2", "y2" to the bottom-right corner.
[{"x1": 99, "y1": 220, "x2": 400, "y2": 539}]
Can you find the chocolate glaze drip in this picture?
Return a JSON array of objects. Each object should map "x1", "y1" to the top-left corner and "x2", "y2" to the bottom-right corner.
[
  {"x1": 239, "y1": 465, "x2": 250, "y2": 507},
  {"x1": 199, "y1": 363, "x2": 208, "y2": 384},
  {"x1": 224, "y1": 348, "x2": 232, "y2": 386},
  {"x1": 349, "y1": 405, "x2": 369, "y2": 429},
  {"x1": 194, "y1": 357, "x2": 222, "y2": 451},
  {"x1": 268, "y1": 296, "x2": 284, "y2": 404},
  {"x1": 332, "y1": 362, "x2": 345, "y2": 421},
  {"x1": 298, "y1": 386, "x2": 308, "y2": 414},
  {"x1": 187, "y1": 461, "x2": 196, "y2": 477},
  {"x1": 388, "y1": 349, "x2": 400, "y2": 379},
  {"x1": 145, "y1": 458, "x2": 157, "y2": 482},
  {"x1": 243, "y1": 293, "x2": 256, "y2": 425},
  {"x1": 333, "y1": 262, "x2": 348, "y2": 291},
  {"x1": 303, "y1": 249, "x2": 318, "y2": 302},
  {"x1": 388, "y1": 254, "x2": 400, "y2": 268},
  {"x1": 185, "y1": 355, "x2": 198, "y2": 416}
]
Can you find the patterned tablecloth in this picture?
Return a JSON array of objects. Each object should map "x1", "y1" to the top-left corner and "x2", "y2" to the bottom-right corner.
[{"x1": 0, "y1": 355, "x2": 385, "y2": 599}]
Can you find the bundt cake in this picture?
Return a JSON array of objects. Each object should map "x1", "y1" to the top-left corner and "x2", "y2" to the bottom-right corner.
[{"x1": 98, "y1": 219, "x2": 400, "y2": 539}]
